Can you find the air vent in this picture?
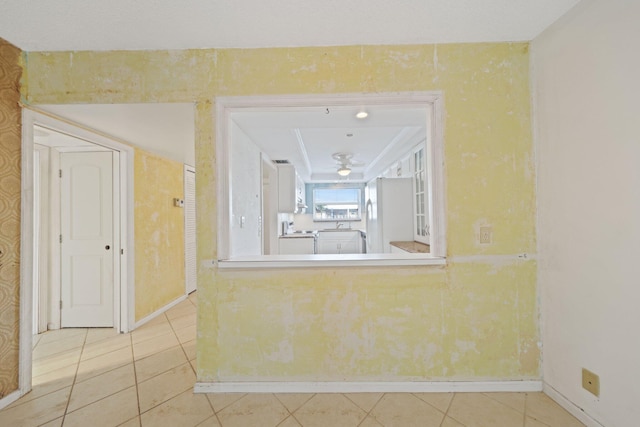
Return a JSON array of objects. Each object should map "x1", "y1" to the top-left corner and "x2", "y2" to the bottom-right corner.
[{"x1": 273, "y1": 160, "x2": 290, "y2": 164}]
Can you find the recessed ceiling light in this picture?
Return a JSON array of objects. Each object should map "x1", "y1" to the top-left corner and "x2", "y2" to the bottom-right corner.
[{"x1": 356, "y1": 111, "x2": 368, "y2": 119}]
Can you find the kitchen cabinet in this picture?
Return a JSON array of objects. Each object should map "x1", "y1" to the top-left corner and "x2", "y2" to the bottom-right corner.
[
  {"x1": 279, "y1": 236, "x2": 316, "y2": 254},
  {"x1": 317, "y1": 231, "x2": 363, "y2": 254},
  {"x1": 277, "y1": 164, "x2": 305, "y2": 213}
]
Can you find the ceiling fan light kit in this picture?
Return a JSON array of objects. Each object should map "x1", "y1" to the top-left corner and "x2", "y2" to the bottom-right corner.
[{"x1": 337, "y1": 166, "x2": 352, "y2": 176}]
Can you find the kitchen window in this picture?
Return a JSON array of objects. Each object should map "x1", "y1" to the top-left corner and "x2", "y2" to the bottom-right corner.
[{"x1": 312, "y1": 187, "x2": 362, "y2": 221}]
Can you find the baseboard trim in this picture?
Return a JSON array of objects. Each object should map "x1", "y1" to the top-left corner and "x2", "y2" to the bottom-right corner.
[
  {"x1": 195, "y1": 380, "x2": 543, "y2": 394},
  {"x1": 134, "y1": 295, "x2": 187, "y2": 329},
  {"x1": 0, "y1": 390, "x2": 22, "y2": 411},
  {"x1": 543, "y1": 383, "x2": 605, "y2": 427}
]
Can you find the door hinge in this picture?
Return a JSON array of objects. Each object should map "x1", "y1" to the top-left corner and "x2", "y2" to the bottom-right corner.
[
  {"x1": 60, "y1": 300, "x2": 63, "y2": 309},
  {"x1": 59, "y1": 169, "x2": 62, "y2": 178},
  {"x1": 121, "y1": 249, "x2": 124, "y2": 255},
  {"x1": 59, "y1": 234, "x2": 62, "y2": 244}
]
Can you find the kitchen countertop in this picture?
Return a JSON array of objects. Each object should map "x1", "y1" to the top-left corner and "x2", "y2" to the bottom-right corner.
[
  {"x1": 280, "y1": 231, "x2": 318, "y2": 238},
  {"x1": 389, "y1": 241, "x2": 430, "y2": 253}
]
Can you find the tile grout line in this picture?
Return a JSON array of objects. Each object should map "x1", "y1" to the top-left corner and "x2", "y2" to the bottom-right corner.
[
  {"x1": 440, "y1": 393, "x2": 461, "y2": 427},
  {"x1": 130, "y1": 330, "x2": 143, "y2": 426},
  {"x1": 288, "y1": 394, "x2": 316, "y2": 427},
  {"x1": 351, "y1": 392, "x2": 385, "y2": 426},
  {"x1": 59, "y1": 328, "x2": 89, "y2": 426}
]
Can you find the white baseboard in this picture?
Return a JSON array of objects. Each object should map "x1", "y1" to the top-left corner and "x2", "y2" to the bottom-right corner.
[
  {"x1": 0, "y1": 390, "x2": 22, "y2": 411},
  {"x1": 134, "y1": 295, "x2": 187, "y2": 329},
  {"x1": 543, "y1": 383, "x2": 605, "y2": 427},
  {"x1": 195, "y1": 380, "x2": 543, "y2": 394}
]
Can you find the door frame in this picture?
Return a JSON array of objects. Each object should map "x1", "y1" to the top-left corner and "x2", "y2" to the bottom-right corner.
[
  {"x1": 19, "y1": 108, "x2": 135, "y2": 396},
  {"x1": 184, "y1": 164, "x2": 196, "y2": 294}
]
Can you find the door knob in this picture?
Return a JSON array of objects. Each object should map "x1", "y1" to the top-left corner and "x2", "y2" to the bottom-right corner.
[{"x1": 105, "y1": 245, "x2": 110, "y2": 250}]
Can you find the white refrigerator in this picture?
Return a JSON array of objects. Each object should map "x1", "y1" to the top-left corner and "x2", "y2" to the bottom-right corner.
[{"x1": 365, "y1": 177, "x2": 414, "y2": 253}]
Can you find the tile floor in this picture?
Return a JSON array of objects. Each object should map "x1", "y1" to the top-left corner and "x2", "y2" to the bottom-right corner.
[{"x1": 0, "y1": 292, "x2": 585, "y2": 427}]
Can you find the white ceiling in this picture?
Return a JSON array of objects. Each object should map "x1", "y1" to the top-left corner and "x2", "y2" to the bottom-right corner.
[
  {"x1": 1, "y1": 0, "x2": 581, "y2": 52},
  {"x1": 233, "y1": 106, "x2": 427, "y2": 183},
  {"x1": 38, "y1": 104, "x2": 195, "y2": 166}
]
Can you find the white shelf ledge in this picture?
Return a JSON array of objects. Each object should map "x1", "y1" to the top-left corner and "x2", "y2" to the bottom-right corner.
[{"x1": 217, "y1": 254, "x2": 446, "y2": 269}]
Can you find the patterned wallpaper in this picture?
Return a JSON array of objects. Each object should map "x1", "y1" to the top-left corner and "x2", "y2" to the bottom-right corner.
[{"x1": 0, "y1": 38, "x2": 22, "y2": 398}]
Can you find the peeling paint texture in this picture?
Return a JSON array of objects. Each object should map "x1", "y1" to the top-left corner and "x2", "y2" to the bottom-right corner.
[
  {"x1": 23, "y1": 43, "x2": 538, "y2": 382},
  {"x1": 134, "y1": 149, "x2": 185, "y2": 320}
]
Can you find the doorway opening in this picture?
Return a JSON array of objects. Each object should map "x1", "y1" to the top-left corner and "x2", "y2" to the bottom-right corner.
[{"x1": 19, "y1": 109, "x2": 135, "y2": 395}]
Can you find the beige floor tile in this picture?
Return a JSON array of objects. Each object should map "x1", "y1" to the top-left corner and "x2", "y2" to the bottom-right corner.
[
  {"x1": 448, "y1": 393, "x2": 524, "y2": 427},
  {"x1": 412, "y1": 392, "x2": 454, "y2": 413},
  {"x1": 183, "y1": 339, "x2": 197, "y2": 361},
  {"x1": 63, "y1": 386, "x2": 139, "y2": 427},
  {"x1": 68, "y1": 363, "x2": 136, "y2": 412},
  {"x1": 18, "y1": 364, "x2": 77, "y2": 405},
  {"x1": 206, "y1": 393, "x2": 246, "y2": 413},
  {"x1": 75, "y1": 345, "x2": 133, "y2": 383},
  {"x1": 526, "y1": 393, "x2": 584, "y2": 427},
  {"x1": 359, "y1": 416, "x2": 384, "y2": 426},
  {"x1": 85, "y1": 327, "x2": 120, "y2": 344},
  {"x1": 217, "y1": 394, "x2": 289, "y2": 427},
  {"x1": 169, "y1": 312, "x2": 196, "y2": 330},
  {"x1": 175, "y1": 323, "x2": 197, "y2": 343},
  {"x1": 135, "y1": 344, "x2": 189, "y2": 383},
  {"x1": 369, "y1": 393, "x2": 444, "y2": 427},
  {"x1": 484, "y1": 392, "x2": 526, "y2": 413},
  {"x1": 138, "y1": 362, "x2": 196, "y2": 413},
  {"x1": 32, "y1": 347, "x2": 82, "y2": 377},
  {"x1": 118, "y1": 416, "x2": 141, "y2": 427},
  {"x1": 278, "y1": 415, "x2": 302, "y2": 427},
  {"x1": 525, "y1": 416, "x2": 549, "y2": 427},
  {"x1": 196, "y1": 415, "x2": 222, "y2": 426},
  {"x1": 81, "y1": 333, "x2": 131, "y2": 361},
  {"x1": 40, "y1": 416, "x2": 64, "y2": 427},
  {"x1": 38, "y1": 328, "x2": 87, "y2": 345},
  {"x1": 343, "y1": 392, "x2": 383, "y2": 412},
  {"x1": 32, "y1": 334, "x2": 42, "y2": 349},
  {"x1": 274, "y1": 393, "x2": 314, "y2": 413},
  {"x1": 166, "y1": 302, "x2": 197, "y2": 320},
  {"x1": 0, "y1": 386, "x2": 70, "y2": 427},
  {"x1": 140, "y1": 389, "x2": 214, "y2": 427},
  {"x1": 133, "y1": 332, "x2": 180, "y2": 360},
  {"x1": 33, "y1": 332, "x2": 86, "y2": 360},
  {"x1": 441, "y1": 416, "x2": 467, "y2": 427},
  {"x1": 140, "y1": 313, "x2": 170, "y2": 328},
  {"x1": 132, "y1": 321, "x2": 175, "y2": 344},
  {"x1": 293, "y1": 394, "x2": 367, "y2": 427}
]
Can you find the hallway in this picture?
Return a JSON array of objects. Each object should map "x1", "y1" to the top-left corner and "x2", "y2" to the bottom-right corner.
[{"x1": 0, "y1": 293, "x2": 584, "y2": 426}]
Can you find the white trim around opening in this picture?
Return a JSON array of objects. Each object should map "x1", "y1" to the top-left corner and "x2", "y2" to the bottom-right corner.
[{"x1": 19, "y1": 108, "x2": 135, "y2": 399}]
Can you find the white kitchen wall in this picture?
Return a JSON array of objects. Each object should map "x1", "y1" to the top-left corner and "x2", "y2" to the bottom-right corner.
[
  {"x1": 533, "y1": 0, "x2": 640, "y2": 425},
  {"x1": 230, "y1": 121, "x2": 262, "y2": 256}
]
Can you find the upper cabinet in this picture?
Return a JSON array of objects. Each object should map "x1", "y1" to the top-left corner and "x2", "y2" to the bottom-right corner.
[{"x1": 277, "y1": 164, "x2": 305, "y2": 213}]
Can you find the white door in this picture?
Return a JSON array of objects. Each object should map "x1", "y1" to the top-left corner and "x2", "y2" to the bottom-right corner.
[
  {"x1": 60, "y1": 151, "x2": 114, "y2": 327},
  {"x1": 184, "y1": 167, "x2": 197, "y2": 294}
]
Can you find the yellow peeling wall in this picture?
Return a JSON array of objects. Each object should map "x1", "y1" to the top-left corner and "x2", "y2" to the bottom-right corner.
[
  {"x1": 23, "y1": 43, "x2": 538, "y2": 381},
  {"x1": 134, "y1": 149, "x2": 185, "y2": 321}
]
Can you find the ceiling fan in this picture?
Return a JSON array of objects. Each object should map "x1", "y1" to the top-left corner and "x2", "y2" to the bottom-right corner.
[{"x1": 332, "y1": 152, "x2": 365, "y2": 177}]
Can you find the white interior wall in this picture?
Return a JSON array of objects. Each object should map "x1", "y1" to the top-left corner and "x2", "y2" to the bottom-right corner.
[
  {"x1": 532, "y1": 0, "x2": 640, "y2": 425},
  {"x1": 230, "y1": 121, "x2": 262, "y2": 257}
]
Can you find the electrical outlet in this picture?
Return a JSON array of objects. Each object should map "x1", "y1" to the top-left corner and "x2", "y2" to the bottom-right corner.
[
  {"x1": 582, "y1": 368, "x2": 600, "y2": 397},
  {"x1": 479, "y1": 226, "x2": 492, "y2": 244}
]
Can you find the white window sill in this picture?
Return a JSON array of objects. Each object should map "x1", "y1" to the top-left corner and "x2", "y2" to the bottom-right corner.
[{"x1": 217, "y1": 254, "x2": 446, "y2": 269}]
